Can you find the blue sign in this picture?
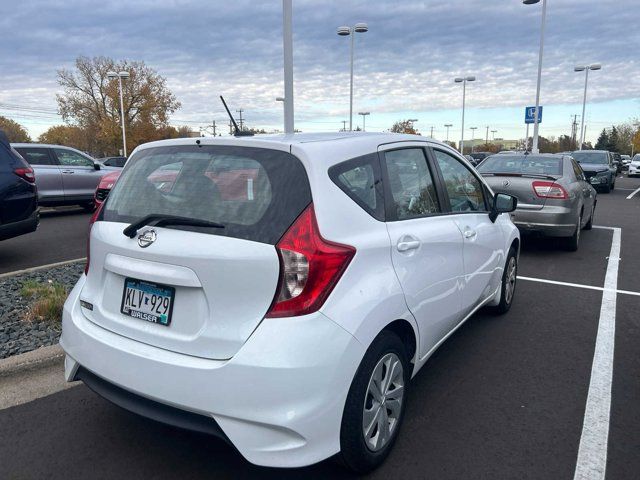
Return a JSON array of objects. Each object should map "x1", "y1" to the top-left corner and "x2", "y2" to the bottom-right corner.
[{"x1": 525, "y1": 106, "x2": 543, "y2": 124}]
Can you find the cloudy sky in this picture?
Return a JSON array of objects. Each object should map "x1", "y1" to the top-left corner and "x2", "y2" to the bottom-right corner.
[{"x1": 1, "y1": 0, "x2": 638, "y2": 144}]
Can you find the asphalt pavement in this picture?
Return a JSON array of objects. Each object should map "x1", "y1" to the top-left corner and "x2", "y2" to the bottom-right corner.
[
  {"x1": 1, "y1": 174, "x2": 639, "y2": 479},
  {"x1": 0, "y1": 207, "x2": 90, "y2": 274}
]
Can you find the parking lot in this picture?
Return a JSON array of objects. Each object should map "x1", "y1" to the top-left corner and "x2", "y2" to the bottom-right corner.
[{"x1": 0, "y1": 174, "x2": 638, "y2": 479}]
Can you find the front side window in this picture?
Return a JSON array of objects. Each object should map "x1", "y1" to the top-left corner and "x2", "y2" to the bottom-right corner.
[
  {"x1": 329, "y1": 153, "x2": 384, "y2": 221},
  {"x1": 103, "y1": 145, "x2": 311, "y2": 245},
  {"x1": 433, "y1": 149, "x2": 487, "y2": 212},
  {"x1": 382, "y1": 148, "x2": 440, "y2": 220},
  {"x1": 54, "y1": 148, "x2": 94, "y2": 167}
]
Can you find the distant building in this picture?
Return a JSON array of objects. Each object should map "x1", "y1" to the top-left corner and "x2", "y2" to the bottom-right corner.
[{"x1": 458, "y1": 138, "x2": 521, "y2": 151}]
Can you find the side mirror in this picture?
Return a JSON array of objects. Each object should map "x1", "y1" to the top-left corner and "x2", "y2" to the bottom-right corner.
[
  {"x1": 489, "y1": 193, "x2": 517, "y2": 223},
  {"x1": 93, "y1": 162, "x2": 101, "y2": 170}
]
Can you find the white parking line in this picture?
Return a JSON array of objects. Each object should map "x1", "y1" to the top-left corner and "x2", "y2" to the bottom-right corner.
[
  {"x1": 517, "y1": 276, "x2": 640, "y2": 297},
  {"x1": 573, "y1": 226, "x2": 621, "y2": 480},
  {"x1": 626, "y1": 186, "x2": 640, "y2": 199}
]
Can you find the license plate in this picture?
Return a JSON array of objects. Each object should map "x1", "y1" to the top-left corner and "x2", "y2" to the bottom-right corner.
[{"x1": 120, "y1": 278, "x2": 175, "y2": 326}]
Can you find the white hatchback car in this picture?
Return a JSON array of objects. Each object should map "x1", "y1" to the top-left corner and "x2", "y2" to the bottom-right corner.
[{"x1": 61, "y1": 133, "x2": 519, "y2": 472}]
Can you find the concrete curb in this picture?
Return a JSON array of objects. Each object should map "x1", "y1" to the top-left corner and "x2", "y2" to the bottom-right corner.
[
  {"x1": 0, "y1": 344, "x2": 64, "y2": 378},
  {"x1": 0, "y1": 258, "x2": 86, "y2": 280}
]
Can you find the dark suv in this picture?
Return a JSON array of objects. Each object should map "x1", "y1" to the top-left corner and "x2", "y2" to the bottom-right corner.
[
  {"x1": 0, "y1": 131, "x2": 38, "y2": 241},
  {"x1": 571, "y1": 150, "x2": 617, "y2": 193}
]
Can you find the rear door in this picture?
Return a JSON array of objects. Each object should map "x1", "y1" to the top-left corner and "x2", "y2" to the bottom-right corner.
[
  {"x1": 83, "y1": 144, "x2": 311, "y2": 360},
  {"x1": 52, "y1": 147, "x2": 102, "y2": 200},
  {"x1": 379, "y1": 145, "x2": 465, "y2": 357},
  {"x1": 430, "y1": 147, "x2": 504, "y2": 316},
  {"x1": 13, "y1": 147, "x2": 63, "y2": 202}
]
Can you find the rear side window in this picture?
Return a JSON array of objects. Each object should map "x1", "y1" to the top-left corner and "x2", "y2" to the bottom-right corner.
[
  {"x1": 15, "y1": 148, "x2": 55, "y2": 166},
  {"x1": 329, "y1": 153, "x2": 384, "y2": 221},
  {"x1": 103, "y1": 145, "x2": 311, "y2": 245},
  {"x1": 382, "y1": 148, "x2": 440, "y2": 220}
]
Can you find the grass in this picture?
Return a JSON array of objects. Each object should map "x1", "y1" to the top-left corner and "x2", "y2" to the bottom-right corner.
[{"x1": 20, "y1": 279, "x2": 68, "y2": 324}]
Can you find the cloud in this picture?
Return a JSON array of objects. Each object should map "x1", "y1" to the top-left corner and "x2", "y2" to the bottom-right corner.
[{"x1": 0, "y1": 0, "x2": 637, "y2": 137}]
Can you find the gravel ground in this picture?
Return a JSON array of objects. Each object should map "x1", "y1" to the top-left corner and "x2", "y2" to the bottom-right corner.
[{"x1": 0, "y1": 262, "x2": 85, "y2": 359}]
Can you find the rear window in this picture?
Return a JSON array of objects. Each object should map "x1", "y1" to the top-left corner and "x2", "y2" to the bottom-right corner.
[
  {"x1": 478, "y1": 155, "x2": 563, "y2": 176},
  {"x1": 103, "y1": 145, "x2": 311, "y2": 244},
  {"x1": 14, "y1": 148, "x2": 55, "y2": 166}
]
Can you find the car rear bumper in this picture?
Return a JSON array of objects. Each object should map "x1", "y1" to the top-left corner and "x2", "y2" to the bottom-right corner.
[
  {"x1": 61, "y1": 275, "x2": 365, "y2": 468},
  {"x1": 0, "y1": 210, "x2": 39, "y2": 241},
  {"x1": 510, "y1": 205, "x2": 576, "y2": 237}
]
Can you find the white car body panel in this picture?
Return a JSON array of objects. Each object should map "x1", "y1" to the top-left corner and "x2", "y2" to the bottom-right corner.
[{"x1": 61, "y1": 132, "x2": 520, "y2": 468}]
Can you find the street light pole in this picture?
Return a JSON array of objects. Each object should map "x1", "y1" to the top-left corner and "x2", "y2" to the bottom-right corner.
[
  {"x1": 337, "y1": 23, "x2": 368, "y2": 131},
  {"x1": 575, "y1": 64, "x2": 601, "y2": 150},
  {"x1": 454, "y1": 76, "x2": 475, "y2": 154},
  {"x1": 491, "y1": 130, "x2": 497, "y2": 141},
  {"x1": 523, "y1": 0, "x2": 547, "y2": 154},
  {"x1": 282, "y1": 0, "x2": 294, "y2": 133},
  {"x1": 444, "y1": 124, "x2": 452, "y2": 142},
  {"x1": 107, "y1": 70, "x2": 130, "y2": 156},
  {"x1": 470, "y1": 127, "x2": 478, "y2": 153},
  {"x1": 358, "y1": 111, "x2": 370, "y2": 131}
]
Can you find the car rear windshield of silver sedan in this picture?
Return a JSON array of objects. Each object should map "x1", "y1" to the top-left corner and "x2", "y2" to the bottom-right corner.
[
  {"x1": 478, "y1": 155, "x2": 562, "y2": 175},
  {"x1": 103, "y1": 145, "x2": 311, "y2": 244}
]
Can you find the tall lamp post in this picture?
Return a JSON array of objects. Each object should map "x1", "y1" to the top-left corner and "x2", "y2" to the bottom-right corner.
[
  {"x1": 575, "y1": 64, "x2": 601, "y2": 150},
  {"x1": 337, "y1": 23, "x2": 368, "y2": 131},
  {"x1": 491, "y1": 129, "x2": 497, "y2": 141},
  {"x1": 454, "y1": 76, "x2": 475, "y2": 154},
  {"x1": 470, "y1": 127, "x2": 478, "y2": 153},
  {"x1": 107, "y1": 71, "x2": 130, "y2": 156},
  {"x1": 444, "y1": 124, "x2": 453, "y2": 142},
  {"x1": 523, "y1": 0, "x2": 547, "y2": 154},
  {"x1": 358, "y1": 111, "x2": 370, "y2": 131}
]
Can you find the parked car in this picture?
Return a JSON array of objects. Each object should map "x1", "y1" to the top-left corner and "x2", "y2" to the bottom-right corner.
[
  {"x1": 94, "y1": 170, "x2": 121, "y2": 209},
  {"x1": 468, "y1": 151, "x2": 491, "y2": 165},
  {"x1": 62, "y1": 133, "x2": 519, "y2": 473},
  {"x1": 629, "y1": 154, "x2": 640, "y2": 177},
  {"x1": 477, "y1": 153, "x2": 596, "y2": 251},
  {"x1": 11, "y1": 143, "x2": 119, "y2": 210},
  {"x1": 98, "y1": 156, "x2": 127, "y2": 168},
  {"x1": 570, "y1": 150, "x2": 616, "y2": 193},
  {"x1": 621, "y1": 154, "x2": 631, "y2": 171},
  {"x1": 611, "y1": 152, "x2": 622, "y2": 174},
  {"x1": 0, "y1": 131, "x2": 38, "y2": 241}
]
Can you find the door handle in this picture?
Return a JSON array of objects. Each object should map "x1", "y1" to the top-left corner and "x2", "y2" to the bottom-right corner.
[
  {"x1": 463, "y1": 229, "x2": 477, "y2": 239},
  {"x1": 397, "y1": 239, "x2": 420, "y2": 252},
  {"x1": 61, "y1": 170, "x2": 74, "y2": 174}
]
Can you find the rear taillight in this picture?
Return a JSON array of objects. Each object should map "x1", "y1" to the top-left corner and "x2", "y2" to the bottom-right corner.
[
  {"x1": 266, "y1": 204, "x2": 355, "y2": 318},
  {"x1": 14, "y1": 167, "x2": 35, "y2": 183},
  {"x1": 84, "y1": 203, "x2": 103, "y2": 275},
  {"x1": 532, "y1": 181, "x2": 568, "y2": 199}
]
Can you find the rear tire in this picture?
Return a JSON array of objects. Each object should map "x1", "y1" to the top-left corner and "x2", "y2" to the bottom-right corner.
[
  {"x1": 565, "y1": 214, "x2": 582, "y2": 252},
  {"x1": 584, "y1": 204, "x2": 595, "y2": 230},
  {"x1": 340, "y1": 331, "x2": 409, "y2": 474},
  {"x1": 492, "y1": 246, "x2": 517, "y2": 315}
]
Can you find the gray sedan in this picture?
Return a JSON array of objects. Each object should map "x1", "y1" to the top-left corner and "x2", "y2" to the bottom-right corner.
[
  {"x1": 11, "y1": 144, "x2": 121, "y2": 210},
  {"x1": 477, "y1": 153, "x2": 597, "y2": 251}
]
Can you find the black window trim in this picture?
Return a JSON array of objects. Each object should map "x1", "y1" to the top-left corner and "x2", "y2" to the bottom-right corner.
[
  {"x1": 378, "y1": 146, "x2": 448, "y2": 222},
  {"x1": 328, "y1": 152, "x2": 386, "y2": 222},
  {"x1": 426, "y1": 146, "x2": 491, "y2": 215}
]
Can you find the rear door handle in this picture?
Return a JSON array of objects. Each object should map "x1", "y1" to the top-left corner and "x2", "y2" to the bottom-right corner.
[
  {"x1": 397, "y1": 238, "x2": 420, "y2": 252},
  {"x1": 463, "y1": 229, "x2": 477, "y2": 239},
  {"x1": 61, "y1": 170, "x2": 74, "y2": 174}
]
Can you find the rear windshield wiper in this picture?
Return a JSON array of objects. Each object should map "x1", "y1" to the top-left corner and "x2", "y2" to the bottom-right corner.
[{"x1": 123, "y1": 214, "x2": 225, "y2": 238}]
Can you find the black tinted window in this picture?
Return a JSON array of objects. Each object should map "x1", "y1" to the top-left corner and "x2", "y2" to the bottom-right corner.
[
  {"x1": 571, "y1": 151, "x2": 609, "y2": 164},
  {"x1": 104, "y1": 157, "x2": 126, "y2": 167},
  {"x1": 15, "y1": 148, "x2": 54, "y2": 166},
  {"x1": 103, "y1": 145, "x2": 311, "y2": 245},
  {"x1": 329, "y1": 153, "x2": 384, "y2": 221}
]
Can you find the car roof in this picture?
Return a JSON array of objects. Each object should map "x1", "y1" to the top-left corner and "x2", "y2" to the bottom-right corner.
[{"x1": 132, "y1": 132, "x2": 455, "y2": 163}]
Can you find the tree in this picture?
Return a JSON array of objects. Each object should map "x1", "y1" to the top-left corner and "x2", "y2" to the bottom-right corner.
[
  {"x1": 595, "y1": 129, "x2": 608, "y2": 150},
  {"x1": 56, "y1": 56, "x2": 181, "y2": 156},
  {"x1": 0, "y1": 116, "x2": 30, "y2": 142},
  {"x1": 606, "y1": 126, "x2": 619, "y2": 152},
  {"x1": 38, "y1": 125, "x2": 90, "y2": 151},
  {"x1": 390, "y1": 120, "x2": 420, "y2": 135}
]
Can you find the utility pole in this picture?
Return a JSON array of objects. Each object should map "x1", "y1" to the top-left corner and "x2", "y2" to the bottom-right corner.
[
  {"x1": 430, "y1": 126, "x2": 434, "y2": 138},
  {"x1": 228, "y1": 120, "x2": 234, "y2": 135},
  {"x1": 236, "y1": 109, "x2": 244, "y2": 131},
  {"x1": 485, "y1": 125, "x2": 489, "y2": 145},
  {"x1": 341, "y1": 120, "x2": 347, "y2": 131},
  {"x1": 570, "y1": 114, "x2": 579, "y2": 150}
]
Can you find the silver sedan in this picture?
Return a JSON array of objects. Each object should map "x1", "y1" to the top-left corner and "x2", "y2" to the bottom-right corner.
[{"x1": 477, "y1": 153, "x2": 597, "y2": 251}]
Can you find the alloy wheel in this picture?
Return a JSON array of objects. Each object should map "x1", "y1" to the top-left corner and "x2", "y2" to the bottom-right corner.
[
  {"x1": 362, "y1": 353, "x2": 404, "y2": 452},
  {"x1": 505, "y1": 256, "x2": 517, "y2": 305}
]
